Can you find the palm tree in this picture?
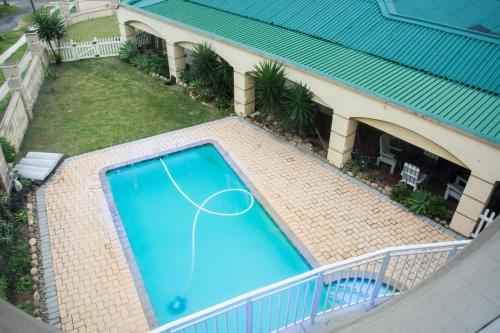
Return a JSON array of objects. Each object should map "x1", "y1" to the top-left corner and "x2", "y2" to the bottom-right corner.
[
  {"x1": 191, "y1": 42, "x2": 219, "y2": 88},
  {"x1": 252, "y1": 61, "x2": 287, "y2": 119},
  {"x1": 283, "y1": 82, "x2": 315, "y2": 137},
  {"x1": 31, "y1": 9, "x2": 66, "y2": 64}
]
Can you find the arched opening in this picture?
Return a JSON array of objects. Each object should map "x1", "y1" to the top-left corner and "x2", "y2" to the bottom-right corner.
[
  {"x1": 349, "y1": 121, "x2": 471, "y2": 223},
  {"x1": 178, "y1": 42, "x2": 235, "y2": 111}
]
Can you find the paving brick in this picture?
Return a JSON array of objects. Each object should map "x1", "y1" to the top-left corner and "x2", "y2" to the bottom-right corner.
[{"x1": 39, "y1": 118, "x2": 453, "y2": 332}]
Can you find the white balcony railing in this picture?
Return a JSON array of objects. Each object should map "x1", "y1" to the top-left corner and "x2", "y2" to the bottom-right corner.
[{"x1": 151, "y1": 240, "x2": 470, "y2": 333}]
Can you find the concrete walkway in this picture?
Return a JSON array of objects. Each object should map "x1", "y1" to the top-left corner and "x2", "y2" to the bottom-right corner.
[{"x1": 38, "y1": 118, "x2": 456, "y2": 332}]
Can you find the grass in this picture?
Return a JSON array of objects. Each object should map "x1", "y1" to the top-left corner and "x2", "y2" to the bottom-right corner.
[
  {"x1": 62, "y1": 15, "x2": 119, "y2": 42},
  {"x1": 0, "y1": 30, "x2": 24, "y2": 54},
  {"x1": 20, "y1": 57, "x2": 229, "y2": 156},
  {"x1": 0, "y1": 4, "x2": 19, "y2": 19}
]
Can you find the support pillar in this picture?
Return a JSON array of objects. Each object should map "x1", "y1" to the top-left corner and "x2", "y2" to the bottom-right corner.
[
  {"x1": 166, "y1": 42, "x2": 186, "y2": 81},
  {"x1": 0, "y1": 63, "x2": 32, "y2": 119},
  {"x1": 449, "y1": 175, "x2": 495, "y2": 236},
  {"x1": 327, "y1": 113, "x2": 358, "y2": 168},
  {"x1": 233, "y1": 71, "x2": 255, "y2": 116},
  {"x1": 119, "y1": 23, "x2": 137, "y2": 44}
]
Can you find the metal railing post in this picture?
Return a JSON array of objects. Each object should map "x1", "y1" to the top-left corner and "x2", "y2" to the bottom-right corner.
[
  {"x1": 245, "y1": 298, "x2": 253, "y2": 333},
  {"x1": 445, "y1": 246, "x2": 458, "y2": 263},
  {"x1": 310, "y1": 272, "x2": 324, "y2": 323},
  {"x1": 370, "y1": 252, "x2": 391, "y2": 305}
]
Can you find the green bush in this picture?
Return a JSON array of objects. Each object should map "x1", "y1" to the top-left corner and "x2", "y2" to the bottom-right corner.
[
  {"x1": 180, "y1": 67, "x2": 193, "y2": 83},
  {"x1": 118, "y1": 40, "x2": 138, "y2": 63},
  {"x1": 406, "y1": 190, "x2": 432, "y2": 215},
  {"x1": 351, "y1": 149, "x2": 374, "y2": 171},
  {"x1": 0, "y1": 276, "x2": 7, "y2": 300},
  {"x1": 343, "y1": 159, "x2": 361, "y2": 175},
  {"x1": 4, "y1": 243, "x2": 30, "y2": 279},
  {"x1": 149, "y1": 55, "x2": 169, "y2": 77},
  {"x1": 132, "y1": 54, "x2": 152, "y2": 72},
  {"x1": 17, "y1": 301, "x2": 32, "y2": 314},
  {"x1": 15, "y1": 276, "x2": 31, "y2": 294},
  {"x1": 427, "y1": 196, "x2": 447, "y2": 219},
  {"x1": 15, "y1": 209, "x2": 28, "y2": 224},
  {"x1": 0, "y1": 137, "x2": 16, "y2": 163},
  {"x1": 390, "y1": 183, "x2": 412, "y2": 204}
]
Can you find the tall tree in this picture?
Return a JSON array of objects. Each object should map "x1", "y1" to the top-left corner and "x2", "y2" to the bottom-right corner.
[{"x1": 30, "y1": 9, "x2": 66, "y2": 64}]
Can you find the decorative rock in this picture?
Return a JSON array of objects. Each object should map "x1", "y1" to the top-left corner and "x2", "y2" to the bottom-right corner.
[
  {"x1": 28, "y1": 226, "x2": 34, "y2": 234},
  {"x1": 30, "y1": 246, "x2": 37, "y2": 254},
  {"x1": 30, "y1": 267, "x2": 38, "y2": 276},
  {"x1": 33, "y1": 309, "x2": 41, "y2": 317},
  {"x1": 31, "y1": 253, "x2": 38, "y2": 260},
  {"x1": 32, "y1": 284, "x2": 39, "y2": 291},
  {"x1": 33, "y1": 291, "x2": 40, "y2": 302},
  {"x1": 249, "y1": 111, "x2": 261, "y2": 119},
  {"x1": 33, "y1": 299, "x2": 41, "y2": 309},
  {"x1": 347, "y1": 171, "x2": 354, "y2": 177},
  {"x1": 28, "y1": 233, "x2": 35, "y2": 239},
  {"x1": 31, "y1": 260, "x2": 38, "y2": 268},
  {"x1": 29, "y1": 238, "x2": 37, "y2": 246},
  {"x1": 434, "y1": 217, "x2": 440, "y2": 222},
  {"x1": 32, "y1": 275, "x2": 39, "y2": 284},
  {"x1": 370, "y1": 182, "x2": 378, "y2": 188},
  {"x1": 28, "y1": 216, "x2": 34, "y2": 226},
  {"x1": 27, "y1": 203, "x2": 33, "y2": 210}
]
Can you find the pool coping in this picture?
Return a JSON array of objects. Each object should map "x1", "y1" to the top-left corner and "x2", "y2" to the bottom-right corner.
[{"x1": 98, "y1": 138, "x2": 320, "y2": 329}]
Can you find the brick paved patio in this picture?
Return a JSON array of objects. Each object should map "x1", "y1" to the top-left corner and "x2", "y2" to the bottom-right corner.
[{"x1": 38, "y1": 117, "x2": 456, "y2": 332}]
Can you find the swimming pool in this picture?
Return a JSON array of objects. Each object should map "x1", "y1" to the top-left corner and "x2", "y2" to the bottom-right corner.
[{"x1": 105, "y1": 143, "x2": 311, "y2": 325}]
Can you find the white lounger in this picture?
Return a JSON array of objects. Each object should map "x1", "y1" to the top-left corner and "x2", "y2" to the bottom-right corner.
[{"x1": 13, "y1": 152, "x2": 63, "y2": 181}]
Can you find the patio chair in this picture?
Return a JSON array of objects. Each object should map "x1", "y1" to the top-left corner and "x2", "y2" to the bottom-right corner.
[
  {"x1": 400, "y1": 162, "x2": 427, "y2": 191},
  {"x1": 376, "y1": 134, "x2": 402, "y2": 175},
  {"x1": 444, "y1": 175, "x2": 467, "y2": 201}
]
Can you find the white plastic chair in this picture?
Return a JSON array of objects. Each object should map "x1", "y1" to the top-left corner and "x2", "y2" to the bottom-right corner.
[
  {"x1": 444, "y1": 175, "x2": 467, "y2": 201},
  {"x1": 376, "y1": 134, "x2": 402, "y2": 175},
  {"x1": 400, "y1": 162, "x2": 427, "y2": 191}
]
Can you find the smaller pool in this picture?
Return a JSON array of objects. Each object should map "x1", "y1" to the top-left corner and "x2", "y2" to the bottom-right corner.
[{"x1": 324, "y1": 277, "x2": 395, "y2": 309}]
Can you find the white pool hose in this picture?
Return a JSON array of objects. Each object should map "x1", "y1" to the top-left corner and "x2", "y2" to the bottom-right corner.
[{"x1": 160, "y1": 158, "x2": 255, "y2": 295}]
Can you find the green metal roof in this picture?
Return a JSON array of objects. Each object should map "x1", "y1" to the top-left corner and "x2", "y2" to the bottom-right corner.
[
  {"x1": 387, "y1": 0, "x2": 500, "y2": 35},
  {"x1": 126, "y1": 0, "x2": 500, "y2": 144},
  {"x1": 188, "y1": 0, "x2": 500, "y2": 94}
]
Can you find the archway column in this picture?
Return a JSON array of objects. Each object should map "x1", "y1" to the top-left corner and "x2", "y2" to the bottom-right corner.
[
  {"x1": 449, "y1": 175, "x2": 495, "y2": 236},
  {"x1": 327, "y1": 113, "x2": 358, "y2": 168},
  {"x1": 166, "y1": 42, "x2": 186, "y2": 81},
  {"x1": 233, "y1": 71, "x2": 255, "y2": 116},
  {"x1": 119, "y1": 23, "x2": 136, "y2": 44}
]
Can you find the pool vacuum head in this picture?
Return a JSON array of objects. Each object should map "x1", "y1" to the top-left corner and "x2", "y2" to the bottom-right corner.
[{"x1": 168, "y1": 296, "x2": 187, "y2": 313}]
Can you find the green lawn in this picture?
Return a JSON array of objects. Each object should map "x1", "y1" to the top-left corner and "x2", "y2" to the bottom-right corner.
[
  {"x1": 20, "y1": 57, "x2": 229, "y2": 157},
  {"x1": 63, "y1": 15, "x2": 119, "y2": 42},
  {"x1": 0, "y1": 4, "x2": 19, "y2": 19}
]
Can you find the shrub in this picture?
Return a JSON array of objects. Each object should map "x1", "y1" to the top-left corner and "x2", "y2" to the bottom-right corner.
[
  {"x1": 351, "y1": 149, "x2": 374, "y2": 171},
  {"x1": 0, "y1": 276, "x2": 7, "y2": 300},
  {"x1": 427, "y1": 196, "x2": 447, "y2": 219},
  {"x1": 406, "y1": 190, "x2": 432, "y2": 215},
  {"x1": 191, "y1": 42, "x2": 219, "y2": 87},
  {"x1": 132, "y1": 54, "x2": 152, "y2": 72},
  {"x1": 282, "y1": 82, "x2": 315, "y2": 137},
  {"x1": 390, "y1": 182, "x2": 412, "y2": 204},
  {"x1": 15, "y1": 276, "x2": 32, "y2": 294},
  {"x1": 17, "y1": 301, "x2": 32, "y2": 314},
  {"x1": 149, "y1": 55, "x2": 169, "y2": 77},
  {"x1": 252, "y1": 61, "x2": 287, "y2": 120},
  {"x1": 343, "y1": 159, "x2": 361, "y2": 175},
  {"x1": 4, "y1": 243, "x2": 30, "y2": 279},
  {"x1": 0, "y1": 137, "x2": 16, "y2": 163},
  {"x1": 15, "y1": 209, "x2": 28, "y2": 224},
  {"x1": 180, "y1": 67, "x2": 193, "y2": 83},
  {"x1": 118, "y1": 41, "x2": 138, "y2": 63},
  {"x1": 214, "y1": 96, "x2": 233, "y2": 112}
]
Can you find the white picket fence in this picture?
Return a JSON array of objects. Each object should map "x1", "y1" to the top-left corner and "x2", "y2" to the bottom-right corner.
[{"x1": 58, "y1": 37, "x2": 122, "y2": 62}]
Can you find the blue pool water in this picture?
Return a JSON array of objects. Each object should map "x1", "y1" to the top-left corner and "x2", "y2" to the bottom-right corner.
[{"x1": 106, "y1": 144, "x2": 311, "y2": 324}]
